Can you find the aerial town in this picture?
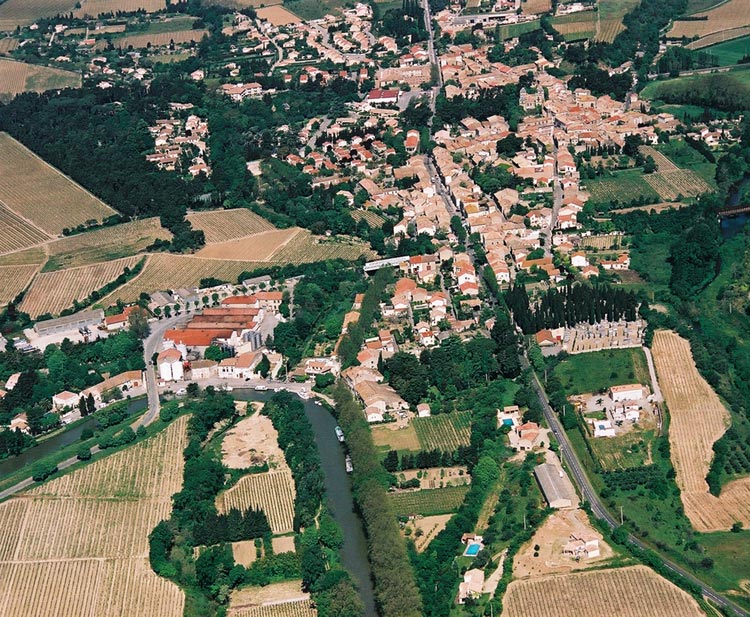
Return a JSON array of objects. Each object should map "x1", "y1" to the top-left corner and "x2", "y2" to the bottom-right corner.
[{"x1": 0, "y1": 0, "x2": 749, "y2": 615}]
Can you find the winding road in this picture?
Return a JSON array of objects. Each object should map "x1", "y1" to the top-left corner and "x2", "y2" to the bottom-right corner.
[{"x1": 524, "y1": 356, "x2": 749, "y2": 617}]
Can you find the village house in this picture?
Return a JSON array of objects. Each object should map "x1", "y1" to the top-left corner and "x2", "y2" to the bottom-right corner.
[
  {"x1": 158, "y1": 348, "x2": 184, "y2": 382},
  {"x1": 457, "y1": 569, "x2": 484, "y2": 604},
  {"x1": 609, "y1": 384, "x2": 645, "y2": 403}
]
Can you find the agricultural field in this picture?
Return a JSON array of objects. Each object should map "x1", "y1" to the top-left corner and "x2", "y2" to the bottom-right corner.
[
  {"x1": 585, "y1": 170, "x2": 660, "y2": 205},
  {"x1": 668, "y1": 0, "x2": 750, "y2": 41},
  {"x1": 695, "y1": 35, "x2": 750, "y2": 65},
  {"x1": 388, "y1": 485, "x2": 470, "y2": 517},
  {"x1": 187, "y1": 208, "x2": 275, "y2": 243},
  {"x1": 75, "y1": 0, "x2": 167, "y2": 17},
  {"x1": 372, "y1": 423, "x2": 421, "y2": 453},
  {"x1": 0, "y1": 58, "x2": 81, "y2": 100},
  {"x1": 0, "y1": 37, "x2": 18, "y2": 53},
  {"x1": 206, "y1": 0, "x2": 282, "y2": 7},
  {"x1": 351, "y1": 208, "x2": 386, "y2": 228},
  {"x1": 495, "y1": 20, "x2": 541, "y2": 40},
  {"x1": 588, "y1": 429, "x2": 657, "y2": 471},
  {"x1": 197, "y1": 228, "x2": 302, "y2": 261},
  {"x1": 19, "y1": 255, "x2": 141, "y2": 318},
  {"x1": 579, "y1": 233, "x2": 627, "y2": 251},
  {"x1": 551, "y1": 11, "x2": 596, "y2": 40},
  {"x1": 640, "y1": 146, "x2": 679, "y2": 172},
  {"x1": 0, "y1": 0, "x2": 77, "y2": 30},
  {"x1": 0, "y1": 246, "x2": 46, "y2": 266},
  {"x1": 0, "y1": 264, "x2": 41, "y2": 307},
  {"x1": 44, "y1": 218, "x2": 171, "y2": 271},
  {"x1": 687, "y1": 27, "x2": 750, "y2": 51},
  {"x1": 595, "y1": 0, "x2": 639, "y2": 43},
  {"x1": 652, "y1": 330, "x2": 750, "y2": 531},
  {"x1": 268, "y1": 230, "x2": 376, "y2": 263},
  {"x1": 217, "y1": 470, "x2": 296, "y2": 534},
  {"x1": 256, "y1": 6, "x2": 301, "y2": 25},
  {"x1": 0, "y1": 133, "x2": 115, "y2": 235},
  {"x1": 501, "y1": 565, "x2": 705, "y2": 617},
  {"x1": 643, "y1": 170, "x2": 713, "y2": 201},
  {"x1": 0, "y1": 201, "x2": 50, "y2": 255},
  {"x1": 100, "y1": 253, "x2": 267, "y2": 305},
  {"x1": 283, "y1": 0, "x2": 346, "y2": 20},
  {"x1": 553, "y1": 348, "x2": 651, "y2": 395},
  {"x1": 413, "y1": 412, "x2": 472, "y2": 452},
  {"x1": 0, "y1": 416, "x2": 188, "y2": 617},
  {"x1": 96, "y1": 28, "x2": 208, "y2": 50},
  {"x1": 521, "y1": 0, "x2": 551, "y2": 15},
  {"x1": 229, "y1": 581, "x2": 312, "y2": 617}
]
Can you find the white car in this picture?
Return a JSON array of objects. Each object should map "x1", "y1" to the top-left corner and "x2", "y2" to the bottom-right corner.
[{"x1": 175, "y1": 388, "x2": 187, "y2": 396}]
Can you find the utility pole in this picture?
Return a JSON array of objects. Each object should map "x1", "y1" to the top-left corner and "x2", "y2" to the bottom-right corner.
[{"x1": 620, "y1": 505, "x2": 624, "y2": 526}]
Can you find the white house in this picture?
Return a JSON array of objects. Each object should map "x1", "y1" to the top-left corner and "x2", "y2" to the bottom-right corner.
[
  {"x1": 158, "y1": 348, "x2": 184, "y2": 382},
  {"x1": 593, "y1": 419, "x2": 617, "y2": 438},
  {"x1": 52, "y1": 390, "x2": 81, "y2": 411},
  {"x1": 457, "y1": 569, "x2": 484, "y2": 604},
  {"x1": 570, "y1": 251, "x2": 589, "y2": 269},
  {"x1": 609, "y1": 384, "x2": 644, "y2": 403}
]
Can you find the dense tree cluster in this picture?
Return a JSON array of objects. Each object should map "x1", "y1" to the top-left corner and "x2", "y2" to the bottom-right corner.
[
  {"x1": 436, "y1": 85, "x2": 524, "y2": 129},
  {"x1": 335, "y1": 384, "x2": 423, "y2": 617},
  {"x1": 505, "y1": 283, "x2": 639, "y2": 334}
]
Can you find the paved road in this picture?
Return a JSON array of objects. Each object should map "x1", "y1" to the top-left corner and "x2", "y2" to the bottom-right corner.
[
  {"x1": 141, "y1": 314, "x2": 189, "y2": 427},
  {"x1": 642, "y1": 345, "x2": 663, "y2": 402},
  {"x1": 525, "y1": 356, "x2": 749, "y2": 617},
  {"x1": 421, "y1": 0, "x2": 442, "y2": 130}
]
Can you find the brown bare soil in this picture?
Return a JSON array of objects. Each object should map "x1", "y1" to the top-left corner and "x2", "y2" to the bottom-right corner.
[
  {"x1": 513, "y1": 509, "x2": 614, "y2": 579},
  {"x1": 271, "y1": 536, "x2": 296, "y2": 554},
  {"x1": 256, "y1": 6, "x2": 301, "y2": 24},
  {"x1": 221, "y1": 412, "x2": 288, "y2": 470},
  {"x1": 402, "y1": 514, "x2": 452, "y2": 552}
]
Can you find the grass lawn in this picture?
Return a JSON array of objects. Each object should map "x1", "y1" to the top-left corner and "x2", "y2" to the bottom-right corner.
[
  {"x1": 554, "y1": 348, "x2": 652, "y2": 395},
  {"x1": 703, "y1": 36, "x2": 750, "y2": 66},
  {"x1": 371, "y1": 423, "x2": 420, "y2": 453},
  {"x1": 696, "y1": 530, "x2": 750, "y2": 609}
]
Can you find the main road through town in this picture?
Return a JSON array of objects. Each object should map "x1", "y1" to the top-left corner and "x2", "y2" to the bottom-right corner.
[{"x1": 523, "y1": 355, "x2": 749, "y2": 616}]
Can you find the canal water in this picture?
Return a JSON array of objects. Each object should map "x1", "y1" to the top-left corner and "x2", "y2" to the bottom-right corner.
[
  {"x1": 0, "y1": 397, "x2": 148, "y2": 477},
  {"x1": 721, "y1": 177, "x2": 750, "y2": 239},
  {"x1": 229, "y1": 390, "x2": 377, "y2": 616}
]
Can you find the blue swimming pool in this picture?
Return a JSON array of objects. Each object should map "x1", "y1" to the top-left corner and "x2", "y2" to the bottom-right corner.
[
  {"x1": 502, "y1": 418, "x2": 514, "y2": 426},
  {"x1": 465, "y1": 543, "x2": 481, "y2": 556}
]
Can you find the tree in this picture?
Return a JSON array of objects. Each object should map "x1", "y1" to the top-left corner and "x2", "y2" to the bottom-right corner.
[
  {"x1": 77, "y1": 445, "x2": 92, "y2": 460},
  {"x1": 78, "y1": 396, "x2": 88, "y2": 417},
  {"x1": 256, "y1": 354, "x2": 271, "y2": 378},
  {"x1": 383, "y1": 449, "x2": 399, "y2": 472},
  {"x1": 128, "y1": 308, "x2": 151, "y2": 339},
  {"x1": 186, "y1": 382, "x2": 200, "y2": 397},
  {"x1": 86, "y1": 393, "x2": 96, "y2": 415},
  {"x1": 204, "y1": 345, "x2": 229, "y2": 361}
]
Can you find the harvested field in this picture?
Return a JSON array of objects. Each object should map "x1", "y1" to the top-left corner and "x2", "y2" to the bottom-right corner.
[
  {"x1": 0, "y1": 37, "x2": 18, "y2": 53},
  {"x1": 501, "y1": 565, "x2": 705, "y2": 617},
  {"x1": 218, "y1": 470, "x2": 296, "y2": 534},
  {"x1": 206, "y1": 0, "x2": 282, "y2": 8},
  {"x1": 268, "y1": 229, "x2": 376, "y2": 263},
  {"x1": 100, "y1": 253, "x2": 266, "y2": 304},
  {"x1": 643, "y1": 170, "x2": 712, "y2": 201},
  {"x1": 513, "y1": 509, "x2": 614, "y2": 579},
  {"x1": 271, "y1": 535, "x2": 295, "y2": 554},
  {"x1": 75, "y1": 0, "x2": 167, "y2": 17},
  {"x1": 668, "y1": 0, "x2": 750, "y2": 40},
  {"x1": 256, "y1": 5, "x2": 301, "y2": 25},
  {"x1": 0, "y1": 133, "x2": 115, "y2": 235},
  {"x1": 0, "y1": 0, "x2": 77, "y2": 30},
  {"x1": 19, "y1": 255, "x2": 141, "y2": 318},
  {"x1": 187, "y1": 208, "x2": 275, "y2": 243},
  {"x1": 522, "y1": 0, "x2": 551, "y2": 14},
  {"x1": 232, "y1": 540, "x2": 261, "y2": 567},
  {"x1": 652, "y1": 330, "x2": 750, "y2": 531},
  {"x1": 197, "y1": 228, "x2": 302, "y2": 261},
  {"x1": 221, "y1": 413, "x2": 288, "y2": 470},
  {"x1": 413, "y1": 411, "x2": 472, "y2": 451},
  {"x1": 0, "y1": 246, "x2": 46, "y2": 266},
  {"x1": 229, "y1": 582, "x2": 314, "y2": 617},
  {"x1": 0, "y1": 58, "x2": 81, "y2": 100},
  {"x1": 0, "y1": 201, "x2": 50, "y2": 255},
  {"x1": 0, "y1": 416, "x2": 188, "y2": 617},
  {"x1": 686, "y1": 26, "x2": 750, "y2": 50},
  {"x1": 551, "y1": 11, "x2": 596, "y2": 40},
  {"x1": 45, "y1": 217, "x2": 170, "y2": 271},
  {"x1": 0, "y1": 264, "x2": 41, "y2": 307},
  {"x1": 97, "y1": 28, "x2": 208, "y2": 50}
]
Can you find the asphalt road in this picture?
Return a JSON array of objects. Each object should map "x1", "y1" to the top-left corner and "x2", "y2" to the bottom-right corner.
[{"x1": 524, "y1": 356, "x2": 749, "y2": 617}]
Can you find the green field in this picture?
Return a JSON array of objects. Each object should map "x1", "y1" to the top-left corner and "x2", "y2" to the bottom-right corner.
[
  {"x1": 628, "y1": 232, "x2": 672, "y2": 293},
  {"x1": 697, "y1": 530, "x2": 750, "y2": 608},
  {"x1": 496, "y1": 20, "x2": 541, "y2": 40},
  {"x1": 656, "y1": 139, "x2": 717, "y2": 185},
  {"x1": 685, "y1": 0, "x2": 728, "y2": 14},
  {"x1": 551, "y1": 11, "x2": 596, "y2": 41},
  {"x1": 588, "y1": 429, "x2": 658, "y2": 471},
  {"x1": 413, "y1": 411, "x2": 472, "y2": 452},
  {"x1": 641, "y1": 66, "x2": 750, "y2": 101},
  {"x1": 283, "y1": 0, "x2": 344, "y2": 19},
  {"x1": 704, "y1": 36, "x2": 750, "y2": 66},
  {"x1": 388, "y1": 486, "x2": 470, "y2": 516},
  {"x1": 553, "y1": 348, "x2": 651, "y2": 395},
  {"x1": 586, "y1": 170, "x2": 660, "y2": 205}
]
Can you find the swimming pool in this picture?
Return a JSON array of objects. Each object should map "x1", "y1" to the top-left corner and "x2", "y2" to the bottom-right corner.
[{"x1": 465, "y1": 543, "x2": 481, "y2": 557}]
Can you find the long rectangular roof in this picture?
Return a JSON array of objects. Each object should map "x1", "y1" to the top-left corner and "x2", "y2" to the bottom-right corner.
[{"x1": 534, "y1": 463, "x2": 577, "y2": 507}]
